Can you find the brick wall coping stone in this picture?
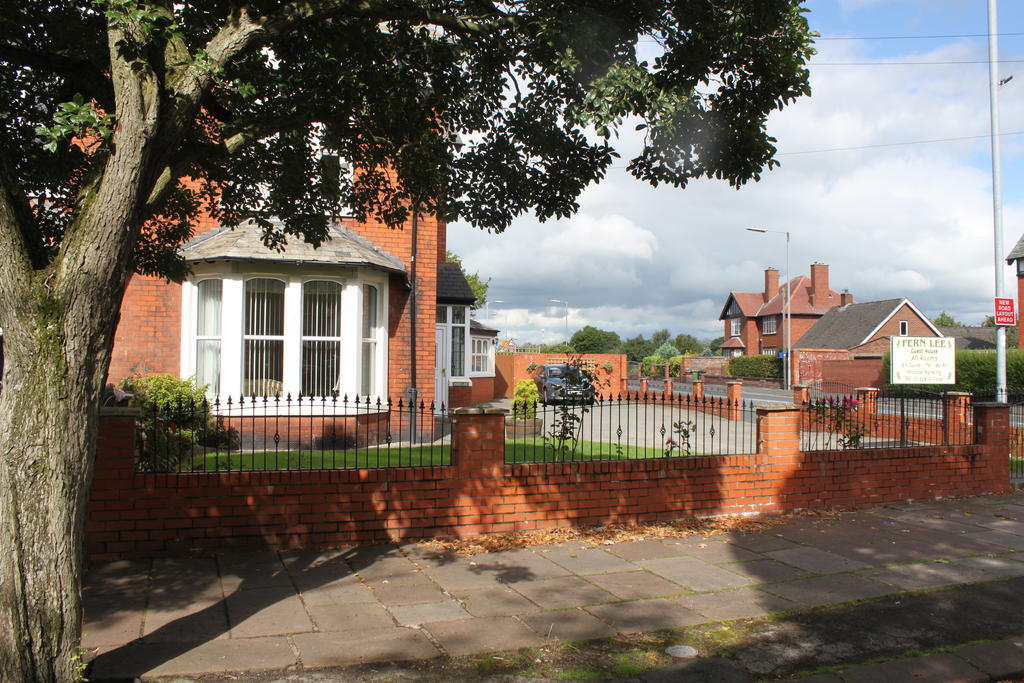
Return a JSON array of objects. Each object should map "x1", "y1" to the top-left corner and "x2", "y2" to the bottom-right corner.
[
  {"x1": 945, "y1": 391, "x2": 972, "y2": 397},
  {"x1": 975, "y1": 402, "x2": 1011, "y2": 408},
  {"x1": 451, "y1": 406, "x2": 509, "y2": 415},
  {"x1": 99, "y1": 407, "x2": 140, "y2": 417},
  {"x1": 754, "y1": 403, "x2": 799, "y2": 412}
]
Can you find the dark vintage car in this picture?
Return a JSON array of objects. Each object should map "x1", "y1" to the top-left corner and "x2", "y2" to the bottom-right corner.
[{"x1": 534, "y1": 364, "x2": 595, "y2": 405}]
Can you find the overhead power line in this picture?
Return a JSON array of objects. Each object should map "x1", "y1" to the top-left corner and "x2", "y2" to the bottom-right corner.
[
  {"x1": 607, "y1": 130, "x2": 1024, "y2": 168},
  {"x1": 815, "y1": 31, "x2": 1024, "y2": 41},
  {"x1": 777, "y1": 130, "x2": 1024, "y2": 155}
]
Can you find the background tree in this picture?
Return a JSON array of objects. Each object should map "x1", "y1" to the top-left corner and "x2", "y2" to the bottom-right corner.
[
  {"x1": 570, "y1": 325, "x2": 621, "y2": 354},
  {"x1": 706, "y1": 336, "x2": 726, "y2": 356},
  {"x1": 672, "y1": 333, "x2": 704, "y2": 355},
  {"x1": 0, "y1": 1, "x2": 812, "y2": 678},
  {"x1": 621, "y1": 335, "x2": 657, "y2": 362},
  {"x1": 445, "y1": 250, "x2": 490, "y2": 310},
  {"x1": 932, "y1": 312, "x2": 963, "y2": 327},
  {"x1": 651, "y1": 328, "x2": 671, "y2": 347}
]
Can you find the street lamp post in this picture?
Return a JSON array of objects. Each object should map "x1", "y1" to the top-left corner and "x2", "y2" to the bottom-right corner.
[
  {"x1": 487, "y1": 299, "x2": 504, "y2": 338},
  {"x1": 746, "y1": 228, "x2": 791, "y2": 390},
  {"x1": 550, "y1": 299, "x2": 569, "y2": 338}
]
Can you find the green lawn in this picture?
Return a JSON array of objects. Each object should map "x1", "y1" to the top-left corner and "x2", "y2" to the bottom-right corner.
[
  {"x1": 176, "y1": 438, "x2": 703, "y2": 471},
  {"x1": 189, "y1": 445, "x2": 451, "y2": 470},
  {"x1": 504, "y1": 437, "x2": 687, "y2": 462}
]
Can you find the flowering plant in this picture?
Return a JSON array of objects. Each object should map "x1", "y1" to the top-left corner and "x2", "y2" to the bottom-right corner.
[{"x1": 808, "y1": 396, "x2": 864, "y2": 450}]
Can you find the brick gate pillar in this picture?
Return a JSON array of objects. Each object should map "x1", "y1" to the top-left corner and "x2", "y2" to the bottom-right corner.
[
  {"x1": 973, "y1": 402, "x2": 1012, "y2": 493},
  {"x1": 856, "y1": 387, "x2": 879, "y2": 418},
  {"x1": 692, "y1": 380, "x2": 704, "y2": 401},
  {"x1": 451, "y1": 406, "x2": 507, "y2": 479},
  {"x1": 792, "y1": 384, "x2": 809, "y2": 405},
  {"x1": 726, "y1": 381, "x2": 742, "y2": 421},
  {"x1": 943, "y1": 392, "x2": 972, "y2": 443},
  {"x1": 756, "y1": 405, "x2": 801, "y2": 456}
]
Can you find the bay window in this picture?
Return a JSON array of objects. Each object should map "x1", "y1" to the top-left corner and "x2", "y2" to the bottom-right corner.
[{"x1": 182, "y1": 268, "x2": 387, "y2": 402}]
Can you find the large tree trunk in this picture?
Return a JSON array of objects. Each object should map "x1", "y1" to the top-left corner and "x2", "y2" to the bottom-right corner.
[
  {"x1": 0, "y1": 230, "x2": 126, "y2": 680},
  {"x1": 0, "y1": 345, "x2": 110, "y2": 681}
]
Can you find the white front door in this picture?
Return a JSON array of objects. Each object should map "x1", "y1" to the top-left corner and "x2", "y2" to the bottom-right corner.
[{"x1": 435, "y1": 325, "x2": 449, "y2": 410}]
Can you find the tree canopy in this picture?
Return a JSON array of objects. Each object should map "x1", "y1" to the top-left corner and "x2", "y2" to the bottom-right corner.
[
  {"x1": 932, "y1": 312, "x2": 963, "y2": 327},
  {"x1": 445, "y1": 250, "x2": 490, "y2": 310},
  {"x1": 1, "y1": 0, "x2": 813, "y2": 285},
  {"x1": 570, "y1": 325, "x2": 621, "y2": 354}
]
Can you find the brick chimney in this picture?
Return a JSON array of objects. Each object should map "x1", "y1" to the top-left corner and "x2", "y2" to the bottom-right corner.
[
  {"x1": 764, "y1": 268, "x2": 779, "y2": 302},
  {"x1": 810, "y1": 263, "x2": 830, "y2": 308},
  {"x1": 840, "y1": 289, "x2": 854, "y2": 306}
]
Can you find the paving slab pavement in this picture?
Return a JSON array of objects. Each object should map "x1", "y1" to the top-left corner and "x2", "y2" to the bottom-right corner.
[{"x1": 84, "y1": 491, "x2": 1024, "y2": 681}]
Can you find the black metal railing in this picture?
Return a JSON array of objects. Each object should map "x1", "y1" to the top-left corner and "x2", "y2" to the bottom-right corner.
[
  {"x1": 504, "y1": 394, "x2": 758, "y2": 463},
  {"x1": 806, "y1": 379, "x2": 859, "y2": 401},
  {"x1": 801, "y1": 390, "x2": 973, "y2": 451},
  {"x1": 132, "y1": 395, "x2": 451, "y2": 473}
]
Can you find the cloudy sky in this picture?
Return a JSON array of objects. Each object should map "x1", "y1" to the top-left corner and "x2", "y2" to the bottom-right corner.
[{"x1": 446, "y1": 0, "x2": 1024, "y2": 346}]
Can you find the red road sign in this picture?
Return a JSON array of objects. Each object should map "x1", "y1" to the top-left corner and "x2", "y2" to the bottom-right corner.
[{"x1": 995, "y1": 297, "x2": 1016, "y2": 326}]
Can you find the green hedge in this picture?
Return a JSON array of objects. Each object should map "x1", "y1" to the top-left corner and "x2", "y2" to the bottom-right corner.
[
  {"x1": 882, "y1": 349, "x2": 1024, "y2": 395},
  {"x1": 727, "y1": 354, "x2": 782, "y2": 379}
]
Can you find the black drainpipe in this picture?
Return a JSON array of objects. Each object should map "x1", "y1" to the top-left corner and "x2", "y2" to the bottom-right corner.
[{"x1": 407, "y1": 210, "x2": 419, "y2": 442}]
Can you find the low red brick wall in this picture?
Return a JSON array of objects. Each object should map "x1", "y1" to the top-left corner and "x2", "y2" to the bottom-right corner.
[{"x1": 85, "y1": 405, "x2": 1012, "y2": 561}]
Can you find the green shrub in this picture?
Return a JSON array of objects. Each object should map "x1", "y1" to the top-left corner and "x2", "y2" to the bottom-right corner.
[
  {"x1": 727, "y1": 354, "x2": 782, "y2": 379},
  {"x1": 512, "y1": 379, "x2": 540, "y2": 419},
  {"x1": 669, "y1": 354, "x2": 683, "y2": 376},
  {"x1": 120, "y1": 374, "x2": 216, "y2": 471},
  {"x1": 641, "y1": 354, "x2": 665, "y2": 376}
]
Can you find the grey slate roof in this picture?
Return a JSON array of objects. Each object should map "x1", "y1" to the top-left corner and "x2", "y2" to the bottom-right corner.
[
  {"x1": 436, "y1": 262, "x2": 477, "y2": 304},
  {"x1": 180, "y1": 220, "x2": 405, "y2": 274},
  {"x1": 793, "y1": 299, "x2": 906, "y2": 350},
  {"x1": 936, "y1": 326, "x2": 997, "y2": 350},
  {"x1": 470, "y1": 319, "x2": 499, "y2": 336},
  {"x1": 1007, "y1": 234, "x2": 1024, "y2": 263}
]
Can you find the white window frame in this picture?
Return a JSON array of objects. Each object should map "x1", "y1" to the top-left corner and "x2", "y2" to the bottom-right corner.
[
  {"x1": 181, "y1": 264, "x2": 388, "y2": 408},
  {"x1": 470, "y1": 336, "x2": 495, "y2": 376},
  {"x1": 730, "y1": 318, "x2": 741, "y2": 337},
  {"x1": 436, "y1": 304, "x2": 470, "y2": 381},
  {"x1": 761, "y1": 317, "x2": 776, "y2": 335}
]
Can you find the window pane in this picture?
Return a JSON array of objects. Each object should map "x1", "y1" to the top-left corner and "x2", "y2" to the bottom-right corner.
[
  {"x1": 245, "y1": 279, "x2": 284, "y2": 336},
  {"x1": 243, "y1": 339, "x2": 283, "y2": 396},
  {"x1": 196, "y1": 340, "x2": 220, "y2": 395},
  {"x1": 436, "y1": 306, "x2": 447, "y2": 323},
  {"x1": 452, "y1": 306, "x2": 466, "y2": 324},
  {"x1": 451, "y1": 326, "x2": 465, "y2": 376},
  {"x1": 302, "y1": 340, "x2": 341, "y2": 397},
  {"x1": 361, "y1": 341, "x2": 376, "y2": 396},
  {"x1": 363, "y1": 284, "x2": 378, "y2": 338},
  {"x1": 196, "y1": 280, "x2": 222, "y2": 336},
  {"x1": 303, "y1": 281, "x2": 341, "y2": 337}
]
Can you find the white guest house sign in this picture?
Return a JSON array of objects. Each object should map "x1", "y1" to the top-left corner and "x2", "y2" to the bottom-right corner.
[{"x1": 890, "y1": 336, "x2": 956, "y2": 385}]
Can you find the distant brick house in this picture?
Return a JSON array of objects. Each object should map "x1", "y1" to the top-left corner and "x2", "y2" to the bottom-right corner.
[
  {"x1": 792, "y1": 298, "x2": 943, "y2": 386},
  {"x1": 108, "y1": 201, "x2": 493, "y2": 410},
  {"x1": 718, "y1": 263, "x2": 852, "y2": 358},
  {"x1": 1005, "y1": 234, "x2": 1024, "y2": 347}
]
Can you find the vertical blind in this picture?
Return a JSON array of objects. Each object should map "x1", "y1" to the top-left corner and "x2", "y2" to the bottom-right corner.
[
  {"x1": 301, "y1": 280, "x2": 342, "y2": 397},
  {"x1": 196, "y1": 279, "x2": 222, "y2": 395},
  {"x1": 360, "y1": 285, "x2": 379, "y2": 397},
  {"x1": 243, "y1": 278, "x2": 285, "y2": 397}
]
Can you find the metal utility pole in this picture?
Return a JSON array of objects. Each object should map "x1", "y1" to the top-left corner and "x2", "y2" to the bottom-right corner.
[
  {"x1": 988, "y1": 0, "x2": 1008, "y2": 402},
  {"x1": 746, "y1": 228, "x2": 792, "y2": 390}
]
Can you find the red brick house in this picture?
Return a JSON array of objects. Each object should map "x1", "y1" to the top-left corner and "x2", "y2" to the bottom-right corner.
[
  {"x1": 718, "y1": 263, "x2": 853, "y2": 358},
  {"x1": 107, "y1": 204, "x2": 493, "y2": 409},
  {"x1": 1006, "y1": 234, "x2": 1024, "y2": 346},
  {"x1": 791, "y1": 297, "x2": 943, "y2": 386}
]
